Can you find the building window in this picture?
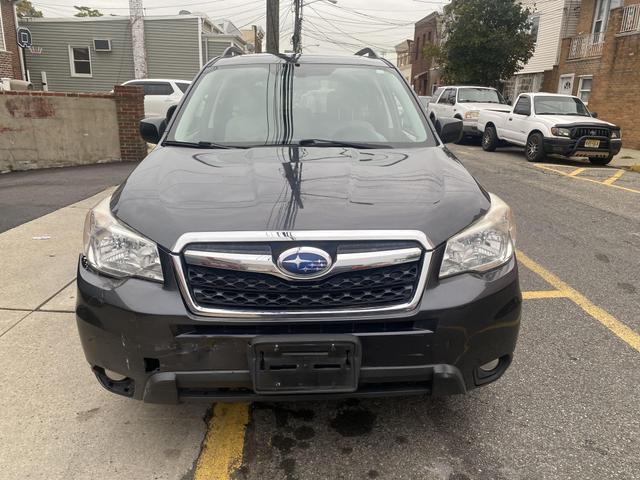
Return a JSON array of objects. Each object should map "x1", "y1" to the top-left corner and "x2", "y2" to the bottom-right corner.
[
  {"x1": 427, "y1": 31, "x2": 432, "y2": 42},
  {"x1": 578, "y1": 76, "x2": 593, "y2": 104},
  {"x1": 68, "y1": 46, "x2": 92, "y2": 77},
  {"x1": 530, "y1": 14, "x2": 540, "y2": 42},
  {"x1": 0, "y1": 8, "x2": 5, "y2": 51},
  {"x1": 592, "y1": 0, "x2": 611, "y2": 41}
]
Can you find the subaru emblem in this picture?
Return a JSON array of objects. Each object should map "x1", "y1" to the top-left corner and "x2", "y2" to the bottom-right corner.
[{"x1": 277, "y1": 247, "x2": 332, "y2": 279}]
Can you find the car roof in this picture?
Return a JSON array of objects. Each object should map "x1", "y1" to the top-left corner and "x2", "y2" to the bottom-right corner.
[
  {"x1": 123, "y1": 79, "x2": 191, "y2": 84},
  {"x1": 521, "y1": 92, "x2": 580, "y2": 99},
  {"x1": 209, "y1": 53, "x2": 390, "y2": 68}
]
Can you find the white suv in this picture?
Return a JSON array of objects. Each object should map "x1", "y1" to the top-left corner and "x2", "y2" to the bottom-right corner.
[
  {"x1": 122, "y1": 79, "x2": 191, "y2": 118},
  {"x1": 427, "y1": 86, "x2": 511, "y2": 140}
]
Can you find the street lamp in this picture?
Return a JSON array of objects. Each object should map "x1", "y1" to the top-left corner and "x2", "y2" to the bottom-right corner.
[{"x1": 293, "y1": 0, "x2": 338, "y2": 54}]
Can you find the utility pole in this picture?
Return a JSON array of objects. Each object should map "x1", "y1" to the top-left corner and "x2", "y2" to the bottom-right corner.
[
  {"x1": 266, "y1": 0, "x2": 280, "y2": 54},
  {"x1": 129, "y1": 0, "x2": 148, "y2": 79},
  {"x1": 292, "y1": 0, "x2": 302, "y2": 54}
]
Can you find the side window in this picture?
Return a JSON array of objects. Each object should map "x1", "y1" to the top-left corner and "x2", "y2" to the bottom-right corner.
[
  {"x1": 438, "y1": 88, "x2": 454, "y2": 104},
  {"x1": 143, "y1": 83, "x2": 174, "y2": 96},
  {"x1": 431, "y1": 87, "x2": 444, "y2": 103},
  {"x1": 177, "y1": 82, "x2": 190, "y2": 93},
  {"x1": 449, "y1": 89, "x2": 457, "y2": 105},
  {"x1": 513, "y1": 96, "x2": 531, "y2": 115}
]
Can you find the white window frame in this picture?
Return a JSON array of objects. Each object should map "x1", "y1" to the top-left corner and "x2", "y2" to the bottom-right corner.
[
  {"x1": 577, "y1": 76, "x2": 593, "y2": 104},
  {"x1": 592, "y1": 0, "x2": 612, "y2": 38},
  {"x1": 68, "y1": 45, "x2": 93, "y2": 78},
  {"x1": 0, "y1": 7, "x2": 6, "y2": 52},
  {"x1": 557, "y1": 73, "x2": 575, "y2": 95}
]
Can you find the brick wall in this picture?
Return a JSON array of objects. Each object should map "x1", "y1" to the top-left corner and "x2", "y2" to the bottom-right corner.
[
  {"x1": 113, "y1": 85, "x2": 147, "y2": 162},
  {"x1": 0, "y1": 50, "x2": 13, "y2": 78},
  {"x1": 1, "y1": 87, "x2": 147, "y2": 172},
  {"x1": 556, "y1": 3, "x2": 640, "y2": 148},
  {"x1": 1, "y1": 0, "x2": 23, "y2": 80}
]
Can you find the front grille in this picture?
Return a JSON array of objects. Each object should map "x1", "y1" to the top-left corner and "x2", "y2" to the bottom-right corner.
[
  {"x1": 572, "y1": 126, "x2": 609, "y2": 138},
  {"x1": 185, "y1": 261, "x2": 422, "y2": 310}
]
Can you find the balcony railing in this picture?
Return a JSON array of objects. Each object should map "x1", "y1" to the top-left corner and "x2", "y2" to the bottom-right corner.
[
  {"x1": 620, "y1": 4, "x2": 640, "y2": 34},
  {"x1": 568, "y1": 33, "x2": 605, "y2": 59}
]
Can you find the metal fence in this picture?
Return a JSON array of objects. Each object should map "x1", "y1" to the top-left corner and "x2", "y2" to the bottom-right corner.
[
  {"x1": 620, "y1": 4, "x2": 640, "y2": 34},
  {"x1": 568, "y1": 33, "x2": 605, "y2": 60}
]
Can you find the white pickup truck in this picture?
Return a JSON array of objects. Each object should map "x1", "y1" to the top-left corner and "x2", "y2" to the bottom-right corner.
[
  {"x1": 477, "y1": 92, "x2": 622, "y2": 165},
  {"x1": 428, "y1": 86, "x2": 511, "y2": 140}
]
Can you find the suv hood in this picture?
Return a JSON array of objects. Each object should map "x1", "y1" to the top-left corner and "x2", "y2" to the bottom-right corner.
[{"x1": 111, "y1": 146, "x2": 489, "y2": 251}]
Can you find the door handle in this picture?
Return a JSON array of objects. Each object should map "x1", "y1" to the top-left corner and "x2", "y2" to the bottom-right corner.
[{"x1": 508, "y1": 118, "x2": 513, "y2": 121}]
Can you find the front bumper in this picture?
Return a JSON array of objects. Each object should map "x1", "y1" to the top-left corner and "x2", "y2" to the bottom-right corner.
[
  {"x1": 543, "y1": 136, "x2": 622, "y2": 158},
  {"x1": 462, "y1": 120, "x2": 481, "y2": 137},
  {"x1": 76, "y1": 252, "x2": 522, "y2": 403}
]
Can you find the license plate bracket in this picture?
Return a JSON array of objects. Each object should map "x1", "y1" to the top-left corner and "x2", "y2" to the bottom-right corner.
[
  {"x1": 249, "y1": 335, "x2": 361, "y2": 394},
  {"x1": 584, "y1": 139, "x2": 600, "y2": 148}
]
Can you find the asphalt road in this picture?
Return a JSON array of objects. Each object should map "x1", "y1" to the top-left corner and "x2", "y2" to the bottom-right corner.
[
  {"x1": 1, "y1": 148, "x2": 639, "y2": 480},
  {"x1": 0, "y1": 162, "x2": 138, "y2": 233}
]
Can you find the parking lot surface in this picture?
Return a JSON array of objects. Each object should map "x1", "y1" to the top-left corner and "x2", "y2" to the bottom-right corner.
[{"x1": 1, "y1": 145, "x2": 639, "y2": 479}]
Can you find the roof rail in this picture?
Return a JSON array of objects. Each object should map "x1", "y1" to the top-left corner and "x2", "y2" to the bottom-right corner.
[
  {"x1": 222, "y1": 46, "x2": 245, "y2": 58},
  {"x1": 355, "y1": 48, "x2": 379, "y2": 59}
]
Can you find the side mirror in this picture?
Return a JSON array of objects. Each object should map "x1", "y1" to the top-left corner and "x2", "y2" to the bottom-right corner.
[
  {"x1": 166, "y1": 104, "x2": 177, "y2": 122},
  {"x1": 590, "y1": 111, "x2": 598, "y2": 118},
  {"x1": 140, "y1": 117, "x2": 166, "y2": 144},
  {"x1": 436, "y1": 117, "x2": 463, "y2": 144}
]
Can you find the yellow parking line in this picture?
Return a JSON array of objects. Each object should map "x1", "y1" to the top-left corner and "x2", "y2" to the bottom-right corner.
[
  {"x1": 194, "y1": 403, "x2": 250, "y2": 480},
  {"x1": 602, "y1": 169, "x2": 624, "y2": 185},
  {"x1": 568, "y1": 167, "x2": 586, "y2": 177},
  {"x1": 522, "y1": 290, "x2": 568, "y2": 299},
  {"x1": 517, "y1": 250, "x2": 640, "y2": 353},
  {"x1": 534, "y1": 164, "x2": 640, "y2": 194}
]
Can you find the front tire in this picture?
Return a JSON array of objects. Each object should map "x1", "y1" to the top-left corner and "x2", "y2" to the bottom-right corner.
[
  {"x1": 588, "y1": 154, "x2": 614, "y2": 166},
  {"x1": 525, "y1": 132, "x2": 546, "y2": 162},
  {"x1": 482, "y1": 125, "x2": 498, "y2": 152}
]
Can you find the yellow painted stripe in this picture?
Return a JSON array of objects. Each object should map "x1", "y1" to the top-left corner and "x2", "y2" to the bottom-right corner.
[
  {"x1": 602, "y1": 169, "x2": 624, "y2": 185},
  {"x1": 194, "y1": 403, "x2": 250, "y2": 480},
  {"x1": 535, "y1": 164, "x2": 640, "y2": 194},
  {"x1": 568, "y1": 167, "x2": 586, "y2": 177},
  {"x1": 522, "y1": 290, "x2": 568, "y2": 299},
  {"x1": 517, "y1": 250, "x2": 640, "y2": 352}
]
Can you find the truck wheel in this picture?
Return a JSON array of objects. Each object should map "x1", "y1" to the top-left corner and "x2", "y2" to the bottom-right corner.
[
  {"x1": 482, "y1": 126, "x2": 498, "y2": 152},
  {"x1": 589, "y1": 154, "x2": 614, "y2": 166},
  {"x1": 525, "y1": 133, "x2": 545, "y2": 162}
]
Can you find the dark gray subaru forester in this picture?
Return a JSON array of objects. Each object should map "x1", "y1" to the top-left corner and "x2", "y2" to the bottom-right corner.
[{"x1": 77, "y1": 49, "x2": 521, "y2": 403}]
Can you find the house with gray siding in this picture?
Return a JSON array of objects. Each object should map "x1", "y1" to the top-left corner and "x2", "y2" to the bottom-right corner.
[{"x1": 18, "y1": 14, "x2": 247, "y2": 92}]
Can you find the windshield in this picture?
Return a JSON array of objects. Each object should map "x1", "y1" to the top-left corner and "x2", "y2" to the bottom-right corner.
[
  {"x1": 169, "y1": 63, "x2": 431, "y2": 148},
  {"x1": 534, "y1": 96, "x2": 590, "y2": 116},
  {"x1": 457, "y1": 87, "x2": 505, "y2": 104}
]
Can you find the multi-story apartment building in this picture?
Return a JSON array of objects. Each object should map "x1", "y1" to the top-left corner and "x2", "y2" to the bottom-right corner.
[
  {"x1": 555, "y1": 0, "x2": 640, "y2": 148},
  {"x1": 410, "y1": 12, "x2": 442, "y2": 96},
  {"x1": 503, "y1": 0, "x2": 582, "y2": 101},
  {"x1": 395, "y1": 39, "x2": 413, "y2": 84}
]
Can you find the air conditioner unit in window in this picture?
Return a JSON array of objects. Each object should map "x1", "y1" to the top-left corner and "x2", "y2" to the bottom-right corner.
[{"x1": 93, "y1": 39, "x2": 112, "y2": 52}]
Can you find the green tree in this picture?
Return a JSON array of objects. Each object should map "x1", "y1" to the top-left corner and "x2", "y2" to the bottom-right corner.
[
  {"x1": 17, "y1": 0, "x2": 44, "y2": 18},
  {"x1": 437, "y1": 0, "x2": 536, "y2": 87},
  {"x1": 73, "y1": 6, "x2": 104, "y2": 17}
]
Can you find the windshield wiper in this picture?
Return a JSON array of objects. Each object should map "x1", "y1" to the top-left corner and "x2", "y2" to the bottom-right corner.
[
  {"x1": 162, "y1": 140, "x2": 241, "y2": 149},
  {"x1": 297, "y1": 139, "x2": 390, "y2": 149}
]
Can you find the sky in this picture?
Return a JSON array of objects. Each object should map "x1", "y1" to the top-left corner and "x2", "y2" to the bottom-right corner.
[{"x1": 28, "y1": 0, "x2": 450, "y2": 57}]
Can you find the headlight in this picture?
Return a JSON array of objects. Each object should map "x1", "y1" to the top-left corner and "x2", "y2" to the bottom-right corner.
[
  {"x1": 550, "y1": 127, "x2": 571, "y2": 137},
  {"x1": 610, "y1": 129, "x2": 621, "y2": 139},
  {"x1": 83, "y1": 196, "x2": 163, "y2": 282},
  {"x1": 440, "y1": 193, "x2": 516, "y2": 278},
  {"x1": 464, "y1": 110, "x2": 480, "y2": 119}
]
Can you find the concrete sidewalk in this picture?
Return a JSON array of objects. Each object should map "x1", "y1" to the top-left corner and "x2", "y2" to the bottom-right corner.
[
  {"x1": 611, "y1": 147, "x2": 640, "y2": 171},
  {"x1": 0, "y1": 189, "x2": 207, "y2": 480}
]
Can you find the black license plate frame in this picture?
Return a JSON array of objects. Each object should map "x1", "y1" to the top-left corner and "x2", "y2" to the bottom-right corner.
[{"x1": 249, "y1": 335, "x2": 361, "y2": 395}]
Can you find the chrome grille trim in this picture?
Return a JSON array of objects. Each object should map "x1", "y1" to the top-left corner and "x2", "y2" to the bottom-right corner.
[
  {"x1": 171, "y1": 230, "x2": 433, "y2": 319},
  {"x1": 183, "y1": 247, "x2": 422, "y2": 282}
]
